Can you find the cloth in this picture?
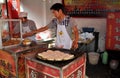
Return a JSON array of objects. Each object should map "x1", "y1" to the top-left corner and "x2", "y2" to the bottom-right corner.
[
  {"x1": 56, "y1": 23, "x2": 72, "y2": 49},
  {"x1": 19, "y1": 12, "x2": 28, "y2": 17},
  {"x1": 47, "y1": 16, "x2": 77, "y2": 39}
]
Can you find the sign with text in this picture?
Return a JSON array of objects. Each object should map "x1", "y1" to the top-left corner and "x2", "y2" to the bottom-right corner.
[{"x1": 62, "y1": 0, "x2": 120, "y2": 17}]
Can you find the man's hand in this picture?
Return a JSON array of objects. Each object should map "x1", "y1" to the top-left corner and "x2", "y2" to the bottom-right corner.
[
  {"x1": 71, "y1": 40, "x2": 78, "y2": 50},
  {"x1": 56, "y1": 45, "x2": 64, "y2": 49},
  {"x1": 23, "y1": 26, "x2": 48, "y2": 38},
  {"x1": 22, "y1": 31, "x2": 35, "y2": 38}
]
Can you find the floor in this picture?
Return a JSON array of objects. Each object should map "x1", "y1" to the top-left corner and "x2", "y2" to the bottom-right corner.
[{"x1": 86, "y1": 53, "x2": 120, "y2": 78}]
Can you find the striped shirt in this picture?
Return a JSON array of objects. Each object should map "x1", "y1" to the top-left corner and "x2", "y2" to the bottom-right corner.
[{"x1": 47, "y1": 16, "x2": 77, "y2": 39}]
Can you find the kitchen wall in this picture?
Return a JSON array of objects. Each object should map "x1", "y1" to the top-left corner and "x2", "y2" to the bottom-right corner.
[
  {"x1": 20, "y1": 0, "x2": 106, "y2": 51},
  {"x1": 20, "y1": 0, "x2": 48, "y2": 28},
  {"x1": 75, "y1": 18, "x2": 106, "y2": 51}
]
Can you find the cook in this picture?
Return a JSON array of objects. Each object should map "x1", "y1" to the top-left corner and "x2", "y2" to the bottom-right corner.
[
  {"x1": 14, "y1": 12, "x2": 37, "y2": 41},
  {"x1": 24, "y1": 3, "x2": 79, "y2": 50}
]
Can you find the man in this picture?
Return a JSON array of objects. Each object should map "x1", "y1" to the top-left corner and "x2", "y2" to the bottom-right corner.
[
  {"x1": 14, "y1": 12, "x2": 37, "y2": 41},
  {"x1": 25, "y1": 3, "x2": 79, "y2": 49}
]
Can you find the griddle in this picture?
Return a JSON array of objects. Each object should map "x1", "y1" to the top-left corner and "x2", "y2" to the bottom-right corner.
[{"x1": 36, "y1": 48, "x2": 84, "y2": 67}]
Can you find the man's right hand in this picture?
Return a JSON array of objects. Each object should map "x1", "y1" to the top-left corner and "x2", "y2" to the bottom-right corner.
[{"x1": 23, "y1": 26, "x2": 48, "y2": 38}]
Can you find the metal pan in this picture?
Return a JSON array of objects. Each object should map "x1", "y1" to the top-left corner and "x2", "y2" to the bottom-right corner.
[{"x1": 36, "y1": 48, "x2": 84, "y2": 62}]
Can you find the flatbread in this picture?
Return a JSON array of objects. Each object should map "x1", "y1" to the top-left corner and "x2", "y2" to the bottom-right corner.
[{"x1": 37, "y1": 50, "x2": 74, "y2": 61}]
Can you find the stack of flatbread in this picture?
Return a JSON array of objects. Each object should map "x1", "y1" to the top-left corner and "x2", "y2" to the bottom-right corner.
[
  {"x1": 3, "y1": 40, "x2": 20, "y2": 46},
  {"x1": 37, "y1": 50, "x2": 74, "y2": 61}
]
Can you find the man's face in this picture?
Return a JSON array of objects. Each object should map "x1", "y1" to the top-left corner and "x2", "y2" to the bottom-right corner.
[
  {"x1": 51, "y1": 10, "x2": 60, "y2": 18},
  {"x1": 19, "y1": 17, "x2": 26, "y2": 23}
]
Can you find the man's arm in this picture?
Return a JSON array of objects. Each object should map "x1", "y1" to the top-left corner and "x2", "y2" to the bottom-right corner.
[
  {"x1": 23, "y1": 26, "x2": 49, "y2": 38},
  {"x1": 72, "y1": 25, "x2": 79, "y2": 49}
]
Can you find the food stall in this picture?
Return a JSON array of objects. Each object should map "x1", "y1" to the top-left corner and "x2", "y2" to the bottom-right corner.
[
  {"x1": 0, "y1": 19, "x2": 48, "y2": 78},
  {"x1": 0, "y1": 43, "x2": 47, "y2": 78},
  {"x1": 0, "y1": 18, "x2": 86, "y2": 78},
  {"x1": 25, "y1": 48, "x2": 86, "y2": 78}
]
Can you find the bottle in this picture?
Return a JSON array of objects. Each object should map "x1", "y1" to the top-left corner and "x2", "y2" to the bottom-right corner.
[{"x1": 101, "y1": 51, "x2": 108, "y2": 64}]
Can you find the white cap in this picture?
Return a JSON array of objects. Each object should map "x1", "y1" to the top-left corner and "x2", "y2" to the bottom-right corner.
[{"x1": 19, "y1": 12, "x2": 28, "y2": 17}]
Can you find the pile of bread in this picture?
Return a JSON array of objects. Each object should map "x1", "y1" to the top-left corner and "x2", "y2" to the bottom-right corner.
[
  {"x1": 22, "y1": 39, "x2": 31, "y2": 46},
  {"x1": 38, "y1": 50, "x2": 74, "y2": 61},
  {"x1": 3, "y1": 40, "x2": 20, "y2": 46}
]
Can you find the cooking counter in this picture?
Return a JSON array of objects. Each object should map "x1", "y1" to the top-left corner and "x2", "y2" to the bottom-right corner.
[
  {"x1": 25, "y1": 49, "x2": 86, "y2": 78},
  {"x1": 0, "y1": 43, "x2": 48, "y2": 78},
  {"x1": 27, "y1": 50, "x2": 84, "y2": 67},
  {"x1": 3, "y1": 41, "x2": 47, "y2": 53},
  {"x1": 0, "y1": 40, "x2": 86, "y2": 78}
]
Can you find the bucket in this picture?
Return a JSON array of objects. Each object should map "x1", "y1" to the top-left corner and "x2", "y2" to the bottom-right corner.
[
  {"x1": 88, "y1": 52, "x2": 100, "y2": 65},
  {"x1": 109, "y1": 60, "x2": 119, "y2": 70}
]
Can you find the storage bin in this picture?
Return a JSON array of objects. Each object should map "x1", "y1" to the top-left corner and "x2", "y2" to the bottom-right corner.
[
  {"x1": 88, "y1": 52, "x2": 100, "y2": 65},
  {"x1": 82, "y1": 27, "x2": 94, "y2": 32}
]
